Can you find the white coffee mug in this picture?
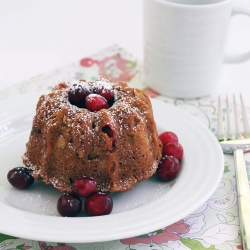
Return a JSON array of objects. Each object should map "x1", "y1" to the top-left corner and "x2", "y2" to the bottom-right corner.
[{"x1": 143, "y1": 0, "x2": 250, "y2": 98}]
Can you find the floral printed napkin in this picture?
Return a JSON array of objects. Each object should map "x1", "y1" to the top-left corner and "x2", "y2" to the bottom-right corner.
[{"x1": 0, "y1": 45, "x2": 249, "y2": 250}]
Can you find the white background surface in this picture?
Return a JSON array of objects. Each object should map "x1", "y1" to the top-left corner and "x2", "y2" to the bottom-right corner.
[{"x1": 0, "y1": 0, "x2": 250, "y2": 95}]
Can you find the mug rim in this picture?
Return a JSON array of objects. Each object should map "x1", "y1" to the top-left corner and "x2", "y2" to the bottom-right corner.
[{"x1": 154, "y1": 0, "x2": 231, "y2": 8}]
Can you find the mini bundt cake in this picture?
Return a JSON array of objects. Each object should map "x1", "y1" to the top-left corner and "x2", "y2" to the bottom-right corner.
[{"x1": 22, "y1": 78, "x2": 162, "y2": 193}]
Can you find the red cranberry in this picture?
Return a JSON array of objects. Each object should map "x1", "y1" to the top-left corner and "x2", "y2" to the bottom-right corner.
[
  {"x1": 7, "y1": 167, "x2": 34, "y2": 189},
  {"x1": 99, "y1": 89, "x2": 114, "y2": 102},
  {"x1": 159, "y1": 131, "x2": 178, "y2": 146},
  {"x1": 85, "y1": 192, "x2": 113, "y2": 216},
  {"x1": 57, "y1": 193, "x2": 82, "y2": 217},
  {"x1": 157, "y1": 156, "x2": 180, "y2": 181},
  {"x1": 92, "y1": 82, "x2": 114, "y2": 101},
  {"x1": 68, "y1": 82, "x2": 90, "y2": 107},
  {"x1": 85, "y1": 94, "x2": 109, "y2": 112},
  {"x1": 162, "y1": 142, "x2": 184, "y2": 161},
  {"x1": 71, "y1": 177, "x2": 97, "y2": 198}
]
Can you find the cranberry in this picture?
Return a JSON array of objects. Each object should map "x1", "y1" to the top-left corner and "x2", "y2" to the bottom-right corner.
[
  {"x1": 7, "y1": 167, "x2": 34, "y2": 189},
  {"x1": 159, "y1": 131, "x2": 178, "y2": 146},
  {"x1": 157, "y1": 156, "x2": 180, "y2": 181},
  {"x1": 68, "y1": 82, "x2": 90, "y2": 107},
  {"x1": 85, "y1": 192, "x2": 113, "y2": 216},
  {"x1": 71, "y1": 177, "x2": 97, "y2": 198},
  {"x1": 92, "y1": 82, "x2": 114, "y2": 101},
  {"x1": 162, "y1": 142, "x2": 184, "y2": 161},
  {"x1": 85, "y1": 94, "x2": 109, "y2": 112},
  {"x1": 57, "y1": 193, "x2": 82, "y2": 217}
]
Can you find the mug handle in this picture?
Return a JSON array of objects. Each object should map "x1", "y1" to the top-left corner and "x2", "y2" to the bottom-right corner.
[{"x1": 224, "y1": 6, "x2": 250, "y2": 63}]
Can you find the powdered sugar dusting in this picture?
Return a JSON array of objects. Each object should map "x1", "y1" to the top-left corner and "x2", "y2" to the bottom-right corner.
[
  {"x1": 22, "y1": 78, "x2": 162, "y2": 193},
  {"x1": 92, "y1": 78, "x2": 112, "y2": 91}
]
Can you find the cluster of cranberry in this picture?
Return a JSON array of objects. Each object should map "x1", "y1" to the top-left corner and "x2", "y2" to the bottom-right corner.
[
  {"x1": 156, "y1": 131, "x2": 184, "y2": 181},
  {"x1": 7, "y1": 169, "x2": 113, "y2": 217},
  {"x1": 68, "y1": 81, "x2": 114, "y2": 111},
  {"x1": 57, "y1": 177, "x2": 112, "y2": 217}
]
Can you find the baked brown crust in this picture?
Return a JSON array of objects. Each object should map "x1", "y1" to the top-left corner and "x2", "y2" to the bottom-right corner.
[{"x1": 22, "y1": 79, "x2": 162, "y2": 193}]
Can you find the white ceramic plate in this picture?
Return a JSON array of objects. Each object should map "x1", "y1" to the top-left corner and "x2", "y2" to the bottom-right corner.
[{"x1": 0, "y1": 94, "x2": 224, "y2": 243}]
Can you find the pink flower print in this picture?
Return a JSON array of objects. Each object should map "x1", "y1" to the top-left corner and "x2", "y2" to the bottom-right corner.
[
  {"x1": 149, "y1": 230, "x2": 181, "y2": 244},
  {"x1": 143, "y1": 88, "x2": 160, "y2": 98},
  {"x1": 121, "y1": 235, "x2": 151, "y2": 245},
  {"x1": 121, "y1": 220, "x2": 190, "y2": 246},
  {"x1": 80, "y1": 58, "x2": 98, "y2": 67},
  {"x1": 98, "y1": 54, "x2": 137, "y2": 82},
  {"x1": 20, "y1": 246, "x2": 32, "y2": 250},
  {"x1": 165, "y1": 220, "x2": 190, "y2": 234},
  {"x1": 38, "y1": 242, "x2": 76, "y2": 250},
  {"x1": 150, "y1": 220, "x2": 190, "y2": 244}
]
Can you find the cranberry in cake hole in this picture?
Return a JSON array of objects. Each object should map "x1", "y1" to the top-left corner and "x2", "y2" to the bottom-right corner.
[
  {"x1": 68, "y1": 83, "x2": 90, "y2": 108},
  {"x1": 85, "y1": 94, "x2": 109, "y2": 112},
  {"x1": 92, "y1": 82, "x2": 114, "y2": 101}
]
